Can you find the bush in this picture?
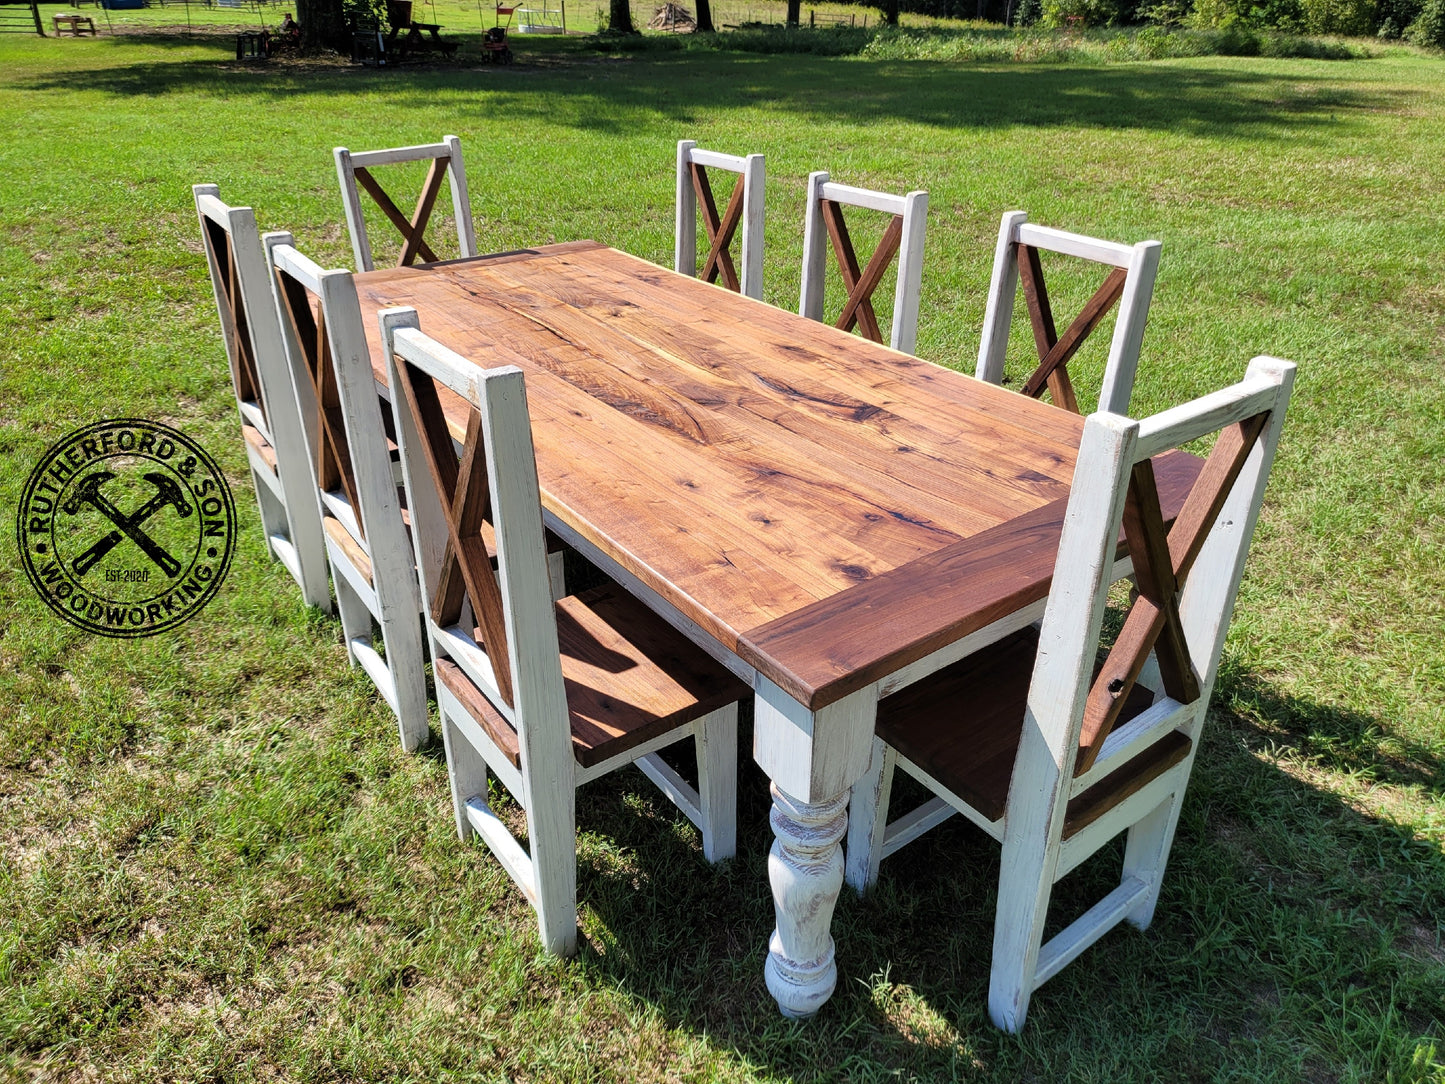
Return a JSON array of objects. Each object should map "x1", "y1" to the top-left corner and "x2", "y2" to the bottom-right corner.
[
  {"x1": 854, "y1": 22, "x2": 1362, "y2": 56},
  {"x1": 1405, "y1": 0, "x2": 1445, "y2": 42},
  {"x1": 1184, "y1": 0, "x2": 1305, "y2": 30},
  {"x1": 1038, "y1": 0, "x2": 1130, "y2": 24},
  {"x1": 1216, "y1": 20, "x2": 1264, "y2": 45},
  {"x1": 590, "y1": 25, "x2": 876, "y2": 54},
  {"x1": 1299, "y1": 0, "x2": 1376, "y2": 32}
]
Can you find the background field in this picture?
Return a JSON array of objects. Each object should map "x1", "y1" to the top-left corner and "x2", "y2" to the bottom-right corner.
[{"x1": 0, "y1": 23, "x2": 1442, "y2": 1083}]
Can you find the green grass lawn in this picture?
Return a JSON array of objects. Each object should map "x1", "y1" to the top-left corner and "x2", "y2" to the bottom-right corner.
[{"x1": 1, "y1": 22, "x2": 1443, "y2": 1083}]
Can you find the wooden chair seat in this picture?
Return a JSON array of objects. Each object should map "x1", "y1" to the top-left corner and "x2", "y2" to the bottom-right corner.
[
  {"x1": 241, "y1": 422, "x2": 278, "y2": 471},
  {"x1": 877, "y1": 626, "x2": 1190, "y2": 839},
  {"x1": 323, "y1": 514, "x2": 372, "y2": 581},
  {"x1": 438, "y1": 583, "x2": 747, "y2": 770}
]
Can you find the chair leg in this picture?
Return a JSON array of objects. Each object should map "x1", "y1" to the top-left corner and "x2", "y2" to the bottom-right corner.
[
  {"x1": 441, "y1": 709, "x2": 487, "y2": 842},
  {"x1": 333, "y1": 574, "x2": 372, "y2": 667},
  {"x1": 988, "y1": 827, "x2": 1058, "y2": 1033},
  {"x1": 377, "y1": 599, "x2": 430, "y2": 753},
  {"x1": 844, "y1": 736, "x2": 894, "y2": 896},
  {"x1": 696, "y1": 704, "x2": 738, "y2": 863},
  {"x1": 287, "y1": 504, "x2": 333, "y2": 614},
  {"x1": 524, "y1": 781, "x2": 578, "y2": 957},
  {"x1": 252, "y1": 471, "x2": 288, "y2": 559},
  {"x1": 1121, "y1": 789, "x2": 1185, "y2": 930}
]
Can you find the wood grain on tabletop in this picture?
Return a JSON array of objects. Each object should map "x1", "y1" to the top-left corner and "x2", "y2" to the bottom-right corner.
[{"x1": 354, "y1": 243, "x2": 1104, "y2": 684}]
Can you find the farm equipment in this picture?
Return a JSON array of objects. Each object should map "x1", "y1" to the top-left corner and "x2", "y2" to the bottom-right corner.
[{"x1": 482, "y1": 2, "x2": 513, "y2": 62}]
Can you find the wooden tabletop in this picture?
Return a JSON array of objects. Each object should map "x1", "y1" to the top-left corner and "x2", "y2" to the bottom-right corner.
[{"x1": 355, "y1": 242, "x2": 1201, "y2": 711}]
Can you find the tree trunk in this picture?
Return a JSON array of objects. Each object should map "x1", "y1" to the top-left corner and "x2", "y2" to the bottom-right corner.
[
  {"x1": 297, "y1": 0, "x2": 351, "y2": 51},
  {"x1": 881, "y1": 0, "x2": 899, "y2": 24},
  {"x1": 786, "y1": 0, "x2": 800, "y2": 25},
  {"x1": 608, "y1": 0, "x2": 635, "y2": 31},
  {"x1": 696, "y1": 0, "x2": 714, "y2": 31}
]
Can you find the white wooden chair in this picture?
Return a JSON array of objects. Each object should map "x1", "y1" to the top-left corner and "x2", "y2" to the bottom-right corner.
[
  {"x1": 976, "y1": 211, "x2": 1162, "y2": 416},
  {"x1": 379, "y1": 306, "x2": 746, "y2": 956},
  {"x1": 844, "y1": 356, "x2": 1297, "y2": 1031},
  {"x1": 264, "y1": 236, "x2": 430, "y2": 752},
  {"x1": 334, "y1": 135, "x2": 477, "y2": 272},
  {"x1": 192, "y1": 184, "x2": 330, "y2": 611},
  {"x1": 674, "y1": 140, "x2": 765, "y2": 300},
  {"x1": 799, "y1": 172, "x2": 928, "y2": 354}
]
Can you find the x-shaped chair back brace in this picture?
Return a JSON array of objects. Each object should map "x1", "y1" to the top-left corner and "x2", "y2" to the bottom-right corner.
[
  {"x1": 1075, "y1": 409, "x2": 1269, "y2": 774},
  {"x1": 202, "y1": 214, "x2": 266, "y2": 417},
  {"x1": 674, "y1": 142, "x2": 764, "y2": 300},
  {"x1": 391, "y1": 353, "x2": 516, "y2": 708},
  {"x1": 335, "y1": 137, "x2": 477, "y2": 272},
  {"x1": 800, "y1": 173, "x2": 928, "y2": 354},
  {"x1": 977, "y1": 213, "x2": 1161, "y2": 416},
  {"x1": 272, "y1": 257, "x2": 364, "y2": 531},
  {"x1": 353, "y1": 157, "x2": 449, "y2": 267}
]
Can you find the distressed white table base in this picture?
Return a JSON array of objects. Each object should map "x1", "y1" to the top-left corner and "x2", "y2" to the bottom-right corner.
[{"x1": 764, "y1": 784, "x2": 849, "y2": 1018}]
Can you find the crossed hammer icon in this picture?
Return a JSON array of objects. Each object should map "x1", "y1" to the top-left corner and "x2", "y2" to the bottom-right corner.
[{"x1": 62, "y1": 470, "x2": 193, "y2": 578}]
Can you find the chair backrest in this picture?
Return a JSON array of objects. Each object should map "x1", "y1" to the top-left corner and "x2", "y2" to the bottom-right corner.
[
  {"x1": 378, "y1": 307, "x2": 569, "y2": 784},
  {"x1": 799, "y1": 171, "x2": 928, "y2": 354},
  {"x1": 674, "y1": 140, "x2": 765, "y2": 300},
  {"x1": 333, "y1": 135, "x2": 477, "y2": 272},
  {"x1": 265, "y1": 236, "x2": 410, "y2": 566},
  {"x1": 1017, "y1": 355, "x2": 1295, "y2": 835},
  {"x1": 192, "y1": 184, "x2": 319, "y2": 463},
  {"x1": 976, "y1": 211, "x2": 1161, "y2": 416}
]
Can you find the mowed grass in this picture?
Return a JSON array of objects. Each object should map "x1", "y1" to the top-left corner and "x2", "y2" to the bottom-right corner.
[{"x1": 1, "y1": 24, "x2": 1443, "y2": 1083}]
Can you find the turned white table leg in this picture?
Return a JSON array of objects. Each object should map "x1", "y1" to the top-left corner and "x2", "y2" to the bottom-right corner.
[
  {"x1": 764, "y1": 783, "x2": 850, "y2": 1018},
  {"x1": 752, "y1": 675, "x2": 878, "y2": 1020}
]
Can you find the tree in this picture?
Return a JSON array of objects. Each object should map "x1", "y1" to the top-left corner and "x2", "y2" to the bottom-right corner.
[
  {"x1": 297, "y1": 0, "x2": 353, "y2": 51},
  {"x1": 880, "y1": 0, "x2": 900, "y2": 22},
  {"x1": 608, "y1": 0, "x2": 636, "y2": 31},
  {"x1": 696, "y1": 0, "x2": 714, "y2": 31},
  {"x1": 786, "y1": 0, "x2": 800, "y2": 24}
]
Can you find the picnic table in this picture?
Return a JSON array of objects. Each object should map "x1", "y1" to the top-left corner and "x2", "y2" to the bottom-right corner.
[{"x1": 352, "y1": 241, "x2": 1203, "y2": 1017}]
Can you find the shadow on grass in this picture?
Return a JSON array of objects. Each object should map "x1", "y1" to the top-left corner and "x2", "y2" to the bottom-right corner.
[
  {"x1": 18, "y1": 46, "x2": 1407, "y2": 141},
  {"x1": 565, "y1": 667, "x2": 1444, "y2": 1078}
]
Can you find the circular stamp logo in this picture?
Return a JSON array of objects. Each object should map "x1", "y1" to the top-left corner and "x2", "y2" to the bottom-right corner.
[{"x1": 16, "y1": 419, "x2": 236, "y2": 638}]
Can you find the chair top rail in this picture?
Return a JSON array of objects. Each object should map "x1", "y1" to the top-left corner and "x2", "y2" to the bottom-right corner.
[
  {"x1": 1016, "y1": 222, "x2": 1139, "y2": 268},
  {"x1": 687, "y1": 147, "x2": 753, "y2": 173},
  {"x1": 389, "y1": 317, "x2": 518, "y2": 408},
  {"x1": 1132, "y1": 360, "x2": 1292, "y2": 460},
  {"x1": 194, "y1": 190, "x2": 243, "y2": 229},
  {"x1": 817, "y1": 180, "x2": 914, "y2": 217},
  {"x1": 268, "y1": 238, "x2": 329, "y2": 291},
  {"x1": 338, "y1": 140, "x2": 456, "y2": 168}
]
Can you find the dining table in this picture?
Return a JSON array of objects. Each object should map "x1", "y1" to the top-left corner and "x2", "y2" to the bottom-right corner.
[{"x1": 351, "y1": 239, "x2": 1203, "y2": 1018}]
